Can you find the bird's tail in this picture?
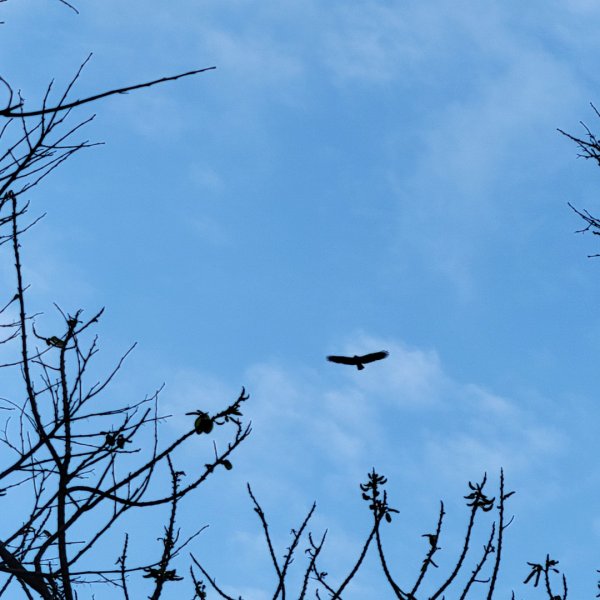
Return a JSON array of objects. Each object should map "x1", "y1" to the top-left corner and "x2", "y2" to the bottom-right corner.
[{"x1": 357, "y1": 364, "x2": 364, "y2": 370}]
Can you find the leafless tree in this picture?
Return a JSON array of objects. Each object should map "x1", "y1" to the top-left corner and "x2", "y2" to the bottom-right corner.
[
  {"x1": 0, "y1": 5, "x2": 250, "y2": 599},
  {"x1": 193, "y1": 470, "x2": 520, "y2": 599},
  {"x1": 0, "y1": 3, "x2": 595, "y2": 598},
  {"x1": 193, "y1": 468, "x2": 590, "y2": 599},
  {"x1": 559, "y1": 104, "x2": 600, "y2": 256}
]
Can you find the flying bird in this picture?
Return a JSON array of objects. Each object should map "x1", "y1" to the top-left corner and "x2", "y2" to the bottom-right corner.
[{"x1": 326, "y1": 350, "x2": 389, "y2": 370}]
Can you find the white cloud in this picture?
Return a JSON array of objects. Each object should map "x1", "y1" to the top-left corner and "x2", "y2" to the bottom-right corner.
[
  {"x1": 387, "y1": 38, "x2": 585, "y2": 297},
  {"x1": 321, "y1": 4, "x2": 422, "y2": 84},
  {"x1": 199, "y1": 28, "x2": 305, "y2": 91},
  {"x1": 421, "y1": 379, "x2": 567, "y2": 493},
  {"x1": 188, "y1": 164, "x2": 225, "y2": 193},
  {"x1": 342, "y1": 334, "x2": 448, "y2": 407},
  {"x1": 188, "y1": 215, "x2": 231, "y2": 246},
  {"x1": 320, "y1": 1, "x2": 510, "y2": 87},
  {"x1": 163, "y1": 334, "x2": 565, "y2": 512}
]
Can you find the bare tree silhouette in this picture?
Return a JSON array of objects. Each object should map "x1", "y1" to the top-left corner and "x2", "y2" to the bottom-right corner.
[
  {"x1": 559, "y1": 104, "x2": 600, "y2": 256},
  {"x1": 0, "y1": 5, "x2": 250, "y2": 599},
  {"x1": 194, "y1": 470, "x2": 520, "y2": 599},
  {"x1": 0, "y1": 3, "x2": 596, "y2": 598}
]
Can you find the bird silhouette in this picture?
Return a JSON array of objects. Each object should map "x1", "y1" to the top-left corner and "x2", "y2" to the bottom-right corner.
[
  {"x1": 326, "y1": 350, "x2": 389, "y2": 370},
  {"x1": 45, "y1": 336, "x2": 65, "y2": 349}
]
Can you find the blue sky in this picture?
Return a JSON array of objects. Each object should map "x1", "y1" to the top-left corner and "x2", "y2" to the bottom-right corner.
[{"x1": 3, "y1": 0, "x2": 600, "y2": 597}]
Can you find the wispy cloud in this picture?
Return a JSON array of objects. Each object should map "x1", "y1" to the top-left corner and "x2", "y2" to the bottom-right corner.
[
  {"x1": 387, "y1": 31, "x2": 586, "y2": 297},
  {"x1": 162, "y1": 333, "x2": 569, "y2": 597},
  {"x1": 164, "y1": 334, "x2": 565, "y2": 509},
  {"x1": 321, "y1": 4, "x2": 424, "y2": 84}
]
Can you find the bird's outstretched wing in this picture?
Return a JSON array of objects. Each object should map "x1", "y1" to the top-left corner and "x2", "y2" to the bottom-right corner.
[
  {"x1": 359, "y1": 350, "x2": 389, "y2": 364},
  {"x1": 327, "y1": 355, "x2": 358, "y2": 365}
]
